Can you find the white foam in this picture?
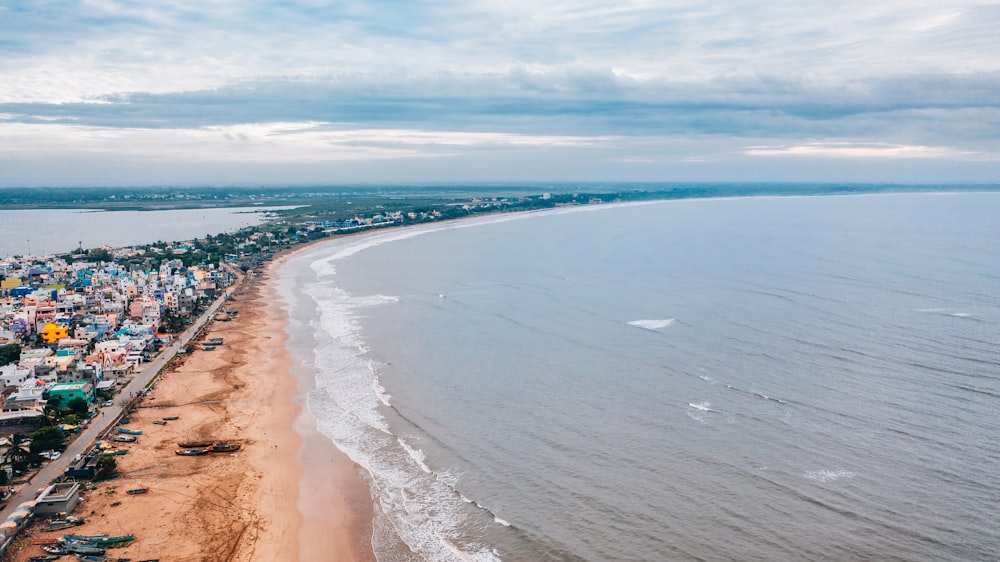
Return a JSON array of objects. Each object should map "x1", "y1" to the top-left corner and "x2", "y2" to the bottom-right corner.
[
  {"x1": 628, "y1": 318, "x2": 676, "y2": 330},
  {"x1": 398, "y1": 437, "x2": 433, "y2": 474},
  {"x1": 916, "y1": 308, "x2": 972, "y2": 318},
  {"x1": 287, "y1": 222, "x2": 522, "y2": 561},
  {"x1": 372, "y1": 369, "x2": 392, "y2": 406},
  {"x1": 803, "y1": 469, "x2": 856, "y2": 483},
  {"x1": 688, "y1": 401, "x2": 712, "y2": 411},
  {"x1": 494, "y1": 516, "x2": 510, "y2": 527}
]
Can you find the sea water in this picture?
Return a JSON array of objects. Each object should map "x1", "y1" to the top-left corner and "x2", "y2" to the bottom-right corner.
[{"x1": 279, "y1": 191, "x2": 1000, "y2": 561}]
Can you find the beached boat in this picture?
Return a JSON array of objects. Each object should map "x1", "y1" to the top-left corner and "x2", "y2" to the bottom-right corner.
[
  {"x1": 28, "y1": 555, "x2": 61, "y2": 562},
  {"x1": 177, "y1": 440, "x2": 213, "y2": 448},
  {"x1": 113, "y1": 435, "x2": 137, "y2": 443},
  {"x1": 126, "y1": 488, "x2": 148, "y2": 494},
  {"x1": 175, "y1": 448, "x2": 208, "y2": 456},
  {"x1": 162, "y1": 416, "x2": 179, "y2": 421},
  {"x1": 63, "y1": 533, "x2": 109, "y2": 542},
  {"x1": 87, "y1": 534, "x2": 135, "y2": 546},
  {"x1": 58, "y1": 541, "x2": 105, "y2": 555},
  {"x1": 202, "y1": 345, "x2": 216, "y2": 351},
  {"x1": 208, "y1": 442, "x2": 241, "y2": 453},
  {"x1": 75, "y1": 556, "x2": 126, "y2": 562},
  {"x1": 118, "y1": 428, "x2": 142, "y2": 435},
  {"x1": 152, "y1": 420, "x2": 166, "y2": 425},
  {"x1": 40, "y1": 545, "x2": 69, "y2": 555},
  {"x1": 101, "y1": 449, "x2": 129, "y2": 456},
  {"x1": 43, "y1": 519, "x2": 81, "y2": 531},
  {"x1": 30, "y1": 537, "x2": 60, "y2": 544},
  {"x1": 206, "y1": 337, "x2": 224, "y2": 345}
]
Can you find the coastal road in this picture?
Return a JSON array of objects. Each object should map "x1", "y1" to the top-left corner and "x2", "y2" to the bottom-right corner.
[{"x1": 0, "y1": 285, "x2": 235, "y2": 522}]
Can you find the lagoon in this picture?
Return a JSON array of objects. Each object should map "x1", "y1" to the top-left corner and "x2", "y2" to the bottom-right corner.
[{"x1": 0, "y1": 206, "x2": 289, "y2": 257}]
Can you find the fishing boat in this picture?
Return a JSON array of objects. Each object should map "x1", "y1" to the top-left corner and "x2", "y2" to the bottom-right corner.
[
  {"x1": 63, "y1": 533, "x2": 108, "y2": 541},
  {"x1": 208, "y1": 442, "x2": 241, "y2": 453},
  {"x1": 28, "y1": 555, "x2": 61, "y2": 561},
  {"x1": 43, "y1": 519, "x2": 80, "y2": 531},
  {"x1": 175, "y1": 448, "x2": 208, "y2": 456},
  {"x1": 202, "y1": 345, "x2": 216, "y2": 351},
  {"x1": 126, "y1": 488, "x2": 148, "y2": 494},
  {"x1": 87, "y1": 534, "x2": 135, "y2": 546},
  {"x1": 30, "y1": 537, "x2": 60, "y2": 544},
  {"x1": 177, "y1": 440, "x2": 213, "y2": 448},
  {"x1": 113, "y1": 435, "x2": 137, "y2": 443},
  {"x1": 118, "y1": 428, "x2": 142, "y2": 435},
  {"x1": 162, "y1": 416, "x2": 179, "y2": 421},
  {"x1": 206, "y1": 337, "x2": 224, "y2": 345},
  {"x1": 101, "y1": 449, "x2": 129, "y2": 456},
  {"x1": 152, "y1": 420, "x2": 167, "y2": 425},
  {"x1": 58, "y1": 541, "x2": 105, "y2": 555},
  {"x1": 40, "y1": 545, "x2": 69, "y2": 555}
]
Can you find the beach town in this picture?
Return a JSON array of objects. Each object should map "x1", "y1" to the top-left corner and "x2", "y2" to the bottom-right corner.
[
  {"x1": 0, "y1": 186, "x2": 643, "y2": 561},
  {"x1": 0, "y1": 223, "x2": 378, "y2": 561}
]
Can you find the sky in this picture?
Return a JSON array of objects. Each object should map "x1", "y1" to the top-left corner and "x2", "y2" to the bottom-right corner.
[{"x1": 1, "y1": 0, "x2": 998, "y2": 186}]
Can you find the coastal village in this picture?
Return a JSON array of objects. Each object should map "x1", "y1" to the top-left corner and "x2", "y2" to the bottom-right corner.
[
  {"x1": 0, "y1": 190, "x2": 619, "y2": 561},
  {"x1": 0, "y1": 245, "x2": 244, "y2": 561}
]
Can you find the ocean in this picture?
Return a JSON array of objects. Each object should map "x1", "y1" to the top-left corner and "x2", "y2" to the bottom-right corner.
[{"x1": 278, "y1": 191, "x2": 1000, "y2": 561}]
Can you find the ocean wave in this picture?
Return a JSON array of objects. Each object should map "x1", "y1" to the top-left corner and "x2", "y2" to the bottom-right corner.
[
  {"x1": 398, "y1": 436, "x2": 433, "y2": 474},
  {"x1": 628, "y1": 318, "x2": 676, "y2": 330},
  {"x1": 688, "y1": 401, "x2": 712, "y2": 412},
  {"x1": 297, "y1": 262, "x2": 502, "y2": 561},
  {"x1": 803, "y1": 469, "x2": 856, "y2": 483}
]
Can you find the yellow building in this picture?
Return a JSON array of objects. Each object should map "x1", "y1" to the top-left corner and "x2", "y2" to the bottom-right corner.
[{"x1": 41, "y1": 323, "x2": 69, "y2": 343}]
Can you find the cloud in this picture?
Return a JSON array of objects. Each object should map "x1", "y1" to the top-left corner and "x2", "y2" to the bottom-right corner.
[
  {"x1": 0, "y1": 121, "x2": 614, "y2": 164},
  {"x1": 745, "y1": 142, "x2": 973, "y2": 159},
  {"x1": 0, "y1": 1, "x2": 998, "y2": 183}
]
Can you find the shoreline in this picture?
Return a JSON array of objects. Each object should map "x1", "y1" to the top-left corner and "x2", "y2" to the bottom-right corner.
[{"x1": 267, "y1": 245, "x2": 378, "y2": 562}]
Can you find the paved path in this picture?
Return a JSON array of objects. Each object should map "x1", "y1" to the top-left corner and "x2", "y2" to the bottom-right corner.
[{"x1": 0, "y1": 286, "x2": 234, "y2": 522}]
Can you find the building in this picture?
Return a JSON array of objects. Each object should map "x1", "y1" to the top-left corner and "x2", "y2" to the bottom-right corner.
[
  {"x1": 42, "y1": 323, "x2": 69, "y2": 343},
  {"x1": 47, "y1": 381, "x2": 95, "y2": 406},
  {"x1": 34, "y1": 482, "x2": 80, "y2": 516}
]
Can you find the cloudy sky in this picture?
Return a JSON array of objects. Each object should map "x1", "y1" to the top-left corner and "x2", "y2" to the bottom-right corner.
[{"x1": 1, "y1": 0, "x2": 998, "y2": 186}]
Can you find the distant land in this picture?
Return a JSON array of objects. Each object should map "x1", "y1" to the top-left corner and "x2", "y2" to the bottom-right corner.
[{"x1": 1, "y1": 183, "x2": 996, "y2": 217}]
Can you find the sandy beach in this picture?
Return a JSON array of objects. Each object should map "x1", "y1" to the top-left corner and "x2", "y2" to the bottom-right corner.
[{"x1": 8, "y1": 257, "x2": 376, "y2": 561}]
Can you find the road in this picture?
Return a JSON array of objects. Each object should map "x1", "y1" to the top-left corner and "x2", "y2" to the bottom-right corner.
[{"x1": 0, "y1": 285, "x2": 234, "y2": 522}]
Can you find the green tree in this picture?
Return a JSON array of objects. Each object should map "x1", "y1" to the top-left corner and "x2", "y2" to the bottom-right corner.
[
  {"x1": 160, "y1": 310, "x2": 187, "y2": 333},
  {"x1": 29, "y1": 426, "x2": 65, "y2": 454},
  {"x1": 8, "y1": 436, "x2": 29, "y2": 474},
  {"x1": 96, "y1": 456, "x2": 118, "y2": 480},
  {"x1": 67, "y1": 397, "x2": 89, "y2": 417},
  {"x1": 46, "y1": 394, "x2": 63, "y2": 411},
  {"x1": 85, "y1": 248, "x2": 113, "y2": 262},
  {"x1": 0, "y1": 343, "x2": 20, "y2": 366}
]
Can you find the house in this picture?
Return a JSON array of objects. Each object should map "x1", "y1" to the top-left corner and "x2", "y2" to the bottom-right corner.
[
  {"x1": 40, "y1": 323, "x2": 68, "y2": 343},
  {"x1": 34, "y1": 482, "x2": 80, "y2": 516},
  {"x1": 47, "y1": 381, "x2": 95, "y2": 406},
  {"x1": 64, "y1": 451, "x2": 100, "y2": 480},
  {"x1": 0, "y1": 365, "x2": 31, "y2": 389}
]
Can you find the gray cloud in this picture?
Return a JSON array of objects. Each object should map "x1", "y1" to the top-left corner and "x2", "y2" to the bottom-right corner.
[{"x1": 0, "y1": 0, "x2": 998, "y2": 184}]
